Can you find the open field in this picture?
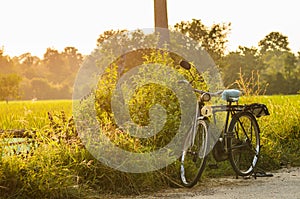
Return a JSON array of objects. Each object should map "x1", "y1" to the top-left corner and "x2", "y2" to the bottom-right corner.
[
  {"x1": 0, "y1": 95, "x2": 299, "y2": 166},
  {"x1": 0, "y1": 100, "x2": 72, "y2": 130},
  {"x1": 1, "y1": 95, "x2": 299, "y2": 140}
]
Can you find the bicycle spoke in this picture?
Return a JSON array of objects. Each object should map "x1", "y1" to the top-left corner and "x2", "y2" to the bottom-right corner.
[{"x1": 237, "y1": 118, "x2": 251, "y2": 142}]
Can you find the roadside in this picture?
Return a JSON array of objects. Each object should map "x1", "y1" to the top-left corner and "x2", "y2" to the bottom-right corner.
[{"x1": 122, "y1": 167, "x2": 300, "y2": 199}]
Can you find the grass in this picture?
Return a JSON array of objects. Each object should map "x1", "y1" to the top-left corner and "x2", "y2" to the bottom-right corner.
[
  {"x1": 0, "y1": 94, "x2": 299, "y2": 198},
  {"x1": 242, "y1": 95, "x2": 300, "y2": 168},
  {"x1": 0, "y1": 100, "x2": 72, "y2": 130}
]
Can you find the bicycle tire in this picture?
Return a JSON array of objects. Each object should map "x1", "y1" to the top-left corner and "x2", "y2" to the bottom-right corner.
[
  {"x1": 180, "y1": 119, "x2": 208, "y2": 187},
  {"x1": 227, "y1": 111, "x2": 260, "y2": 176}
]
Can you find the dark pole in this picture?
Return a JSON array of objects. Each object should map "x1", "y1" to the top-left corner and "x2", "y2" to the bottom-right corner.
[
  {"x1": 154, "y1": 0, "x2": 168, "y2": 29},
  {"x1": 154, "y1": 0, "x2": 169, "y2": 46}
]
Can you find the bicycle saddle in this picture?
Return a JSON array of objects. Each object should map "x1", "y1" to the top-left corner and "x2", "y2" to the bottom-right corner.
[{"x1": 222, "y1": 89, "x2": 241, "y2": 102}]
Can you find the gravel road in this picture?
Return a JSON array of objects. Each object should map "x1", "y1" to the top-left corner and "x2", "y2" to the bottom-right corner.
[{"x1": 127, "y1": 167, "x2": 300, "y2": 199}]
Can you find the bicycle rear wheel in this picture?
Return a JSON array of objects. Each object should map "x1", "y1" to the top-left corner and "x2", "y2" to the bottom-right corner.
[
  {"x1": 228, "y1": 111, "x2": 260, "y2": 176},
  {"x1": 180, "y1": 119, "x2": 208, "y2": 187}
]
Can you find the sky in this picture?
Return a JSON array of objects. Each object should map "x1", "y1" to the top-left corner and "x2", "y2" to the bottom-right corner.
[{"x1": 0, "y1": 0, "x2": 300, "y2": 58}]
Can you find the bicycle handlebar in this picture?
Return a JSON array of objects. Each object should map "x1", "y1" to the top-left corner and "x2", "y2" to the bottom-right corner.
[
  {"x1": 194, "y1": 89, "x2": 223, "y2": 96},
  {"x1": 178, "y1": 79, "x2": 224, "y2": 99},
  {"x1": 178, "y1": 61, "x2": 241, "y2": 102}
]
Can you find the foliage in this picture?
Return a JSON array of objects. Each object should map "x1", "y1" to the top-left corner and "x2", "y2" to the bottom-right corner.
[
  {"x1": 94, "y1": 48, "x2": 203, "y2": 153},
  {"x1": 220, "y1": 46, "x2": 265, "y2": 87},
  {"x1": 1, "y1": 17, "x2": 300, "y2": 198},
  {"x1": 0, "y1": 47, "x2": 83, "y2": 100},
  {"x1": 258, "y1": 32, "x2": 290, "y2": 54},
  {"x1": 96, "y1": 29, "x2": 127, "y2": 46},
  {"x1": 173, "y1": 20, "x2": 299, "y2": 95},
  {"x1": 0, "y1": 73, "x2": 22, "y2": 101},
  {"x1": 0, "y1": 110, "x2": 179, "y2": 198},
  {"x1": 173, "y1": 19, "x2": 231, "y2": 61},
  {"x1": 220, "y1": 41, "x2": 300, "y2": 94},
  {"x1": 1, "y1": 21, "x2": 300, "y2": 98},
  {"x1": 261, "y1": 50, "x2": 300, "y2": 94}
]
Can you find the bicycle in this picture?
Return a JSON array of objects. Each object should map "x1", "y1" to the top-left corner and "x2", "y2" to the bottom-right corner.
[{"x1": 179, "y1": 60, "x2": 270, "y2": 187}]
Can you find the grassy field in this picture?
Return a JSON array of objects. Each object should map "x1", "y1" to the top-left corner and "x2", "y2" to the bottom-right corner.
[
  {"x1": 1, "y1": 95, "x2": 299, "y2": 165},
  {"x1": 243, "y1": 95, "x2": 300, "y2": 167},
  {"x1": 0, "y1": 100, "x2": 72, "y2": 130},
  {"x1": 0, "y1": 95, "x2": 299, "y2": 198}
]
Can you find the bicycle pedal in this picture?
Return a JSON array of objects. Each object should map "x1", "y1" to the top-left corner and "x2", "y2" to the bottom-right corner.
[{"x1": 208, "y1": 164, "x2": 218, "y2": 169}]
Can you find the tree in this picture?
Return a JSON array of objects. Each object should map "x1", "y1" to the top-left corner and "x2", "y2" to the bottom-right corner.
[
  {"x1": 43, "y1": 48, "x2": 64, "y2": 74},
  {"x1": 18, "y1": 53, "x2": 40, "y2": 67},
  {"x1": 261, "y1": 50, "x2": 299, "y2": 94},
  {"x1": 258, "y1": 32, "x2": 290, "y2": 54},
  {"x1": 283, "y1": 52, "x2": 297, "y2": 79},
  {"x1": 173, "y1": 19, "x2": 231, "y2": 60},
  {"x1": 62, "y1": 47, "x2": 83, "y2": 85},
  {"x1": 95, "y1": 29, "x2": 161, "y2": 72},
  {"x1": 43, "y1": 47, "x2": 82, "y2": 84},
  {"x1": 96, "y1": 30, "x2": 127, "y2": 46},
  {"x1": 257, "y1": 32, "x2": 300, "y2": 94},
  {"x1": 0, "y1": 50, "x2": 15, "y2": 74},
  {"x1": 220, "y1": 46, "x2": 265, "y2": 88},
  {"x1": 0, "y1": 73, "x2": 22, "y2": 101}
]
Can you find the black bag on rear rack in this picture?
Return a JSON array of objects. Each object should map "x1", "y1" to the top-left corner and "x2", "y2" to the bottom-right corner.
[{"x1": 244, "y1": 103, "x2": 270, "y2": 118}]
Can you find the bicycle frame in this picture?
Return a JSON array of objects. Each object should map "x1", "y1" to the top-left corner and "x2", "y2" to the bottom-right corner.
[
  {"x1": 210, "y1": 101, "x2": 245, "y2": 153},
  {"x1": 183, "y1": 101, "x2": 201, "y2": 150}
]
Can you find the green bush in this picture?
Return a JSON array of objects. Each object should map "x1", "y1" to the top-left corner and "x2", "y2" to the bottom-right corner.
[{"x1": 94, "y1": 49, "x2": 206, "y2": 153}]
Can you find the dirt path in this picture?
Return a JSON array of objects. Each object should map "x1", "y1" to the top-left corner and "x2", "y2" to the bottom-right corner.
[{"x1": 125, "y1": 167, "x2": 300, "y2": 199}]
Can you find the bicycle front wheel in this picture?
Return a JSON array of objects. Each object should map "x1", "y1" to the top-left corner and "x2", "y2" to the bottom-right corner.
[
  {"x1": 180, "y1": 119, "x2": 208, "y2": 187},
  {"x1": 228, "y1": 111, "x2": 260, "y2": 176}
]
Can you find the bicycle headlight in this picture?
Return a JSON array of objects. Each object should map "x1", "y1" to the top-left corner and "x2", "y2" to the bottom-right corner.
[{"x1": 201, "y1": 93, "x2": 211, "y2": 102}]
